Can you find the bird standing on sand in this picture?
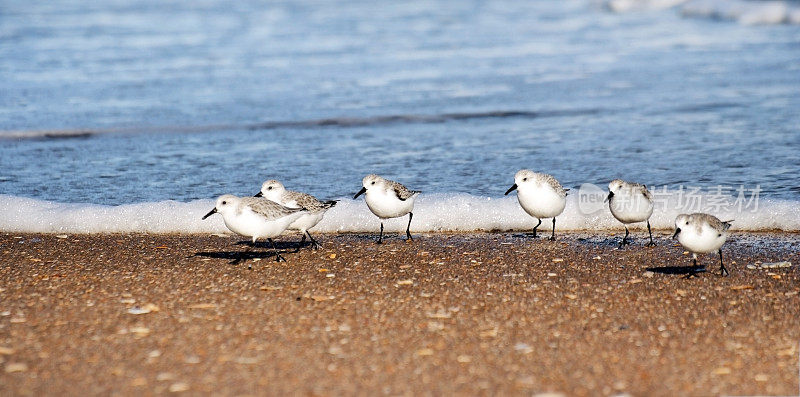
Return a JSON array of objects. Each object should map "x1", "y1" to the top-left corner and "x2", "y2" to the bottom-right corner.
[
  {"x1": 672, "y1": 213, "x2": 732, "y2": 277},
  {"x1": 255, "y1": 180, "x2": 337, "y2": 250},
  {"x1": 354, "y1": 174, "x2": 420, "y2": 244},
  {"x1": 505, "y1": 169, "x2": 568, "y2": 240},
  {"x1": 202, "y1": 195, "x2": 306, "y2": 262},
  {"x1": 607, "y1": 179, "x2": 655, "y2": 248}
]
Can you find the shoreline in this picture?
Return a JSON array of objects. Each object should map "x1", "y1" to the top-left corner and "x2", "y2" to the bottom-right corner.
[
  {"x1": 1, "y1": 232, "x2": 798, "y2": 395},
  {"x1": 3, "y1": 229, "x2": 800, "y2": 236}
]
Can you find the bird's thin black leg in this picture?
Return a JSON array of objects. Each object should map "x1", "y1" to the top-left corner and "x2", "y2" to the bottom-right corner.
[
  {"x1": 306, "y1": 231, "x2": 321, "y2": 250},
  {"x1": 377, "y1": 222, "x2": 384, "y2": 244},
  {"x1": 719, "y1": 249, "x2": 729, "y2": 277},
  {"x1": 269, "y1": 238, "x2": 286, "y2": 262},
  {"x1": 685, "y1": 256, "x2": 706, "y2": 279},
  {"x1": 646, "y1": 220, "x2": 655, "y2": 247},
  {"x1": 531, "y1": 218, "x2": 542, "y2": 238},
  {"x1": 294, "y1": 233, "x2": 307, "y2": 252},
  {"x1": 406, "y1": 212, "x2": 414, "y2": 241},
  {"x1": 618, "y1": 227, "x2": 630, "y2": 249},
  {"x1": 549, "y1": 218, "x2": 556, "y2": 241}
]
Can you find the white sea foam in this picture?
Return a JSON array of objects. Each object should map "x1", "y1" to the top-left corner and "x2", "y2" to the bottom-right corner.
[
  {"x1": 1, "y1": 192, "x2": 798, "y2": 234},
  {"x1": 605, "y1": 0, "x2": 690, "y2": 13},
  {"x1": 605, "y1": 0, "x2": 800, "y2": 25},
  {"x1": 681, "y1": 0, "x2": 800, "y2": 25}
]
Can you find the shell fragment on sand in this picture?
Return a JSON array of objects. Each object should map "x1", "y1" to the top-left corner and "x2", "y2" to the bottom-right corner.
[{"x1": 748, "y1": 261, "x2": 792, "y2": 270}]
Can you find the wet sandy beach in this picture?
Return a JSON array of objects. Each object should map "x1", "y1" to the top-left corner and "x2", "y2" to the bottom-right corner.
[{"x1": 1, "y1": 231, "x2": 798, "y2": 396}]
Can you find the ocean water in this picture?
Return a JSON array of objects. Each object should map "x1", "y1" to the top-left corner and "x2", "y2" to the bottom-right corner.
[{"x1": 1, "y1": 0, "x2": 799, "y2": 233}]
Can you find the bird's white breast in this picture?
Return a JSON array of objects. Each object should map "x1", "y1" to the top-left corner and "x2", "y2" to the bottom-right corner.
[
  {"x1": 223, "y1": 207, "x2": 301, "y2": 239},
  {"x1": 289, "y1": 211, "x2": 326, "y2": 232},
  {"x1": 517, "y1": 183, "x2": 566, "y2": 219},
  {"x1": 365, "y1": 188, "x2": 416, "y2": 219},
  {"x1": 609, "y1": 191, "x2": 653, "y2": 224},
  {"x1": 678, "y1": 223, "x2": 727, "y2": 254}
]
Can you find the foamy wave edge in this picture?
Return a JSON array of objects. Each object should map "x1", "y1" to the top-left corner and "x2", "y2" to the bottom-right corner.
[
  {"x1": 1, "y1": 193, "x2": 798, "y2": 234},
  {"x1": 606, "y1": 0, "x2": 800, "y2": 25}
]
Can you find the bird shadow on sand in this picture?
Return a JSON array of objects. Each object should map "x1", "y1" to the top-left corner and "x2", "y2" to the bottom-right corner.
[
  {"x1": 233, "y1": 240, "x2": 299, "y2": 250},
  {"x1": 192, "y1": 250, "x2": 277, "y2": 265},
  {"x1": 192, "y1": 241, "x2": 298, "y2": 264},
  {"x1": 645, "y1": 266, "x2": 707, "y2": 276}
]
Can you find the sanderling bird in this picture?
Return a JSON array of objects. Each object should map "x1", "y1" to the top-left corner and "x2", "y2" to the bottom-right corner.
[
  {"x1": 202, "y1": 194, "x2": 306, "y2": 262},
  {"x1": 255, "y1": 179, "x2": 337, "y2": 250},
  {"x1": 353, "y1": 174, "x2": 420, "y2": 244},
  {"x1": 505, "y1": 169, "x2": 568, "y2": 240},
  {"x1": 607, "y1": 179, "x2": 655, "y2": 248},
  {"x1": 672, "y1": 213, "x2": 732, "y2": 277}
]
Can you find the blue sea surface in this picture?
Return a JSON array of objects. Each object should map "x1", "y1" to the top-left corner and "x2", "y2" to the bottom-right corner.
[{"x1": 1, "y1": 0, "x2": 799, "y2": 206}]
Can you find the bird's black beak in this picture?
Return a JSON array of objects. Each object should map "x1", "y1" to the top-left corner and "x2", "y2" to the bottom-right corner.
[
  {"x1": 202, "y1": 208, "x2": 217, "y2": 220},
  {"x1": 605, "y1": 191, "x2": 614, "y2": 203},
  {"x1": 354, "y1": 187, "x2": 367, "y2": 199},
  {"x1": 672, "y1": 228, "x2": 681, "y2": 239},
  {"x1": 254, "y1": 192, "x2": 263, "y2": 197},
  {"x1": 504, "y1": 184, "x2": 517, "y2": 196}
]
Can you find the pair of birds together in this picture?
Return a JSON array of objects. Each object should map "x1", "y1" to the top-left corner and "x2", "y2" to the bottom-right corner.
[
  {"x1": 607, "y1": 178, "x2": 731, "y2": 277},
  {"x1": 201, "y1": 174, "x2": 415, "y2": 262},
  {"x1": 203, "y1": 170, "x2": 732, "y2": 277}
]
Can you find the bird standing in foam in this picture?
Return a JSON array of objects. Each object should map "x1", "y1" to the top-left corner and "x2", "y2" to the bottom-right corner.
[
  {"x1": 607, "y1": 179, "x2": 655, "y2": 248},
  {"x1": 354, "y1": 174, "x2": 420, "y2": 244},
  {"x1": 505, "y1": 169, "x2": 568, "y2": 240}
]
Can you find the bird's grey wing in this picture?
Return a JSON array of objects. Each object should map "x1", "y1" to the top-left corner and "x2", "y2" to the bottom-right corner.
[
  {"x1": 638, "y1": 184, "x2": 653, "y2": 201},
  {"x1": 243, "y1": 197, "x2": 303, "y2": 220},
  {"x1": 696, "y1": 213, "x2": 731, "y2": 233},
  {"x1": 393, "y1": 183, "x2": 420, "y2": 201},
  {"x1": 721, "y1": 219, "x2": 733, "y2": 232},
  {"x1": 286, "y1": 191, "x2": 326, "y2": 212},
  {"x1": 543, "y1": 174, "x2": 568, "y2": 197}
]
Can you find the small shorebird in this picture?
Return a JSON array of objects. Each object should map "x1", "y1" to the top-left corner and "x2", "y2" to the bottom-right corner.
[
  {"x1": 505, "y1": 169, "x2": 568, "y2": 240},
  {"x1": 354, "y1": 174, "x2": 420, "y2": 244},
  {"x1": 202, "y1": 194, "x2": 306, "y2": 262},
  {"x1": 255, "y1": 180, "x2": 337, "y2": 250},
  {"x1": 672, "y1": 213, "x2": 732, "y2": 277},
  {"x1": 607, "y1": 179, "x2": 655, "y2": 248}
]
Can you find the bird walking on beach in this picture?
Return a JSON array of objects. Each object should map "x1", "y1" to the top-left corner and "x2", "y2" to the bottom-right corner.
[
  {"x1": 255, "y1": 180, "x2": 337, "y2": 250},
  {"x1": 202, "y1": 195, "x2": 306, "y2": 262},
  {"x1": 505, "y1": 169, "x2": 568, "y2": 240},
  {"x1": 607, "y1": 179, "x2": 655, "y2": 248},
  {"x1": 672, "y1": 213, "x2": 732, "y2": 277},
  {"x1": 354, "y1": 174, "x2": 420, "y2": 244}
]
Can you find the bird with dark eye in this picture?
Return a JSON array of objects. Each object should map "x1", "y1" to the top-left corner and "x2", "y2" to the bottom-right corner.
[
  {"x1": 523, "y1": 178, "x2": 527, "y2": 182},
  {"x1": 222, "y1": 200, "x2": 227, "y2": 205},
  {"x1": 371, "y1": 181, "x2": 375, "y2": 185},
  {"x1": 268, "y1": 186, "x2": 273, "y2": 190}
]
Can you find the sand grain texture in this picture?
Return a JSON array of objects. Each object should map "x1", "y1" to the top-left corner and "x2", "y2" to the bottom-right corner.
[{"x1": 0, "y1": 232, "x2": 798, "y2": 396}]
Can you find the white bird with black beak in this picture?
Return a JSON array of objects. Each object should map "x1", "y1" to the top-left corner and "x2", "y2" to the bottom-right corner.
[
  {"x1": 255, "y1": 180, "x2": 337, "y2": 250},
  {"x1": 505, "y1": 169, "x2": 568, "y2": 240},
  {"x1": 672, "y1": 213, "x2": 732, "y2": 277},
  {"x1": 606, "y1": 179, "x2": 655, "y2": 248},
  {"x1": 354, "y1": 174, "x2": 420, "y2": 244},
  {"x1": 202, "y1": 194, "x2": 306, "y2": 262}
]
